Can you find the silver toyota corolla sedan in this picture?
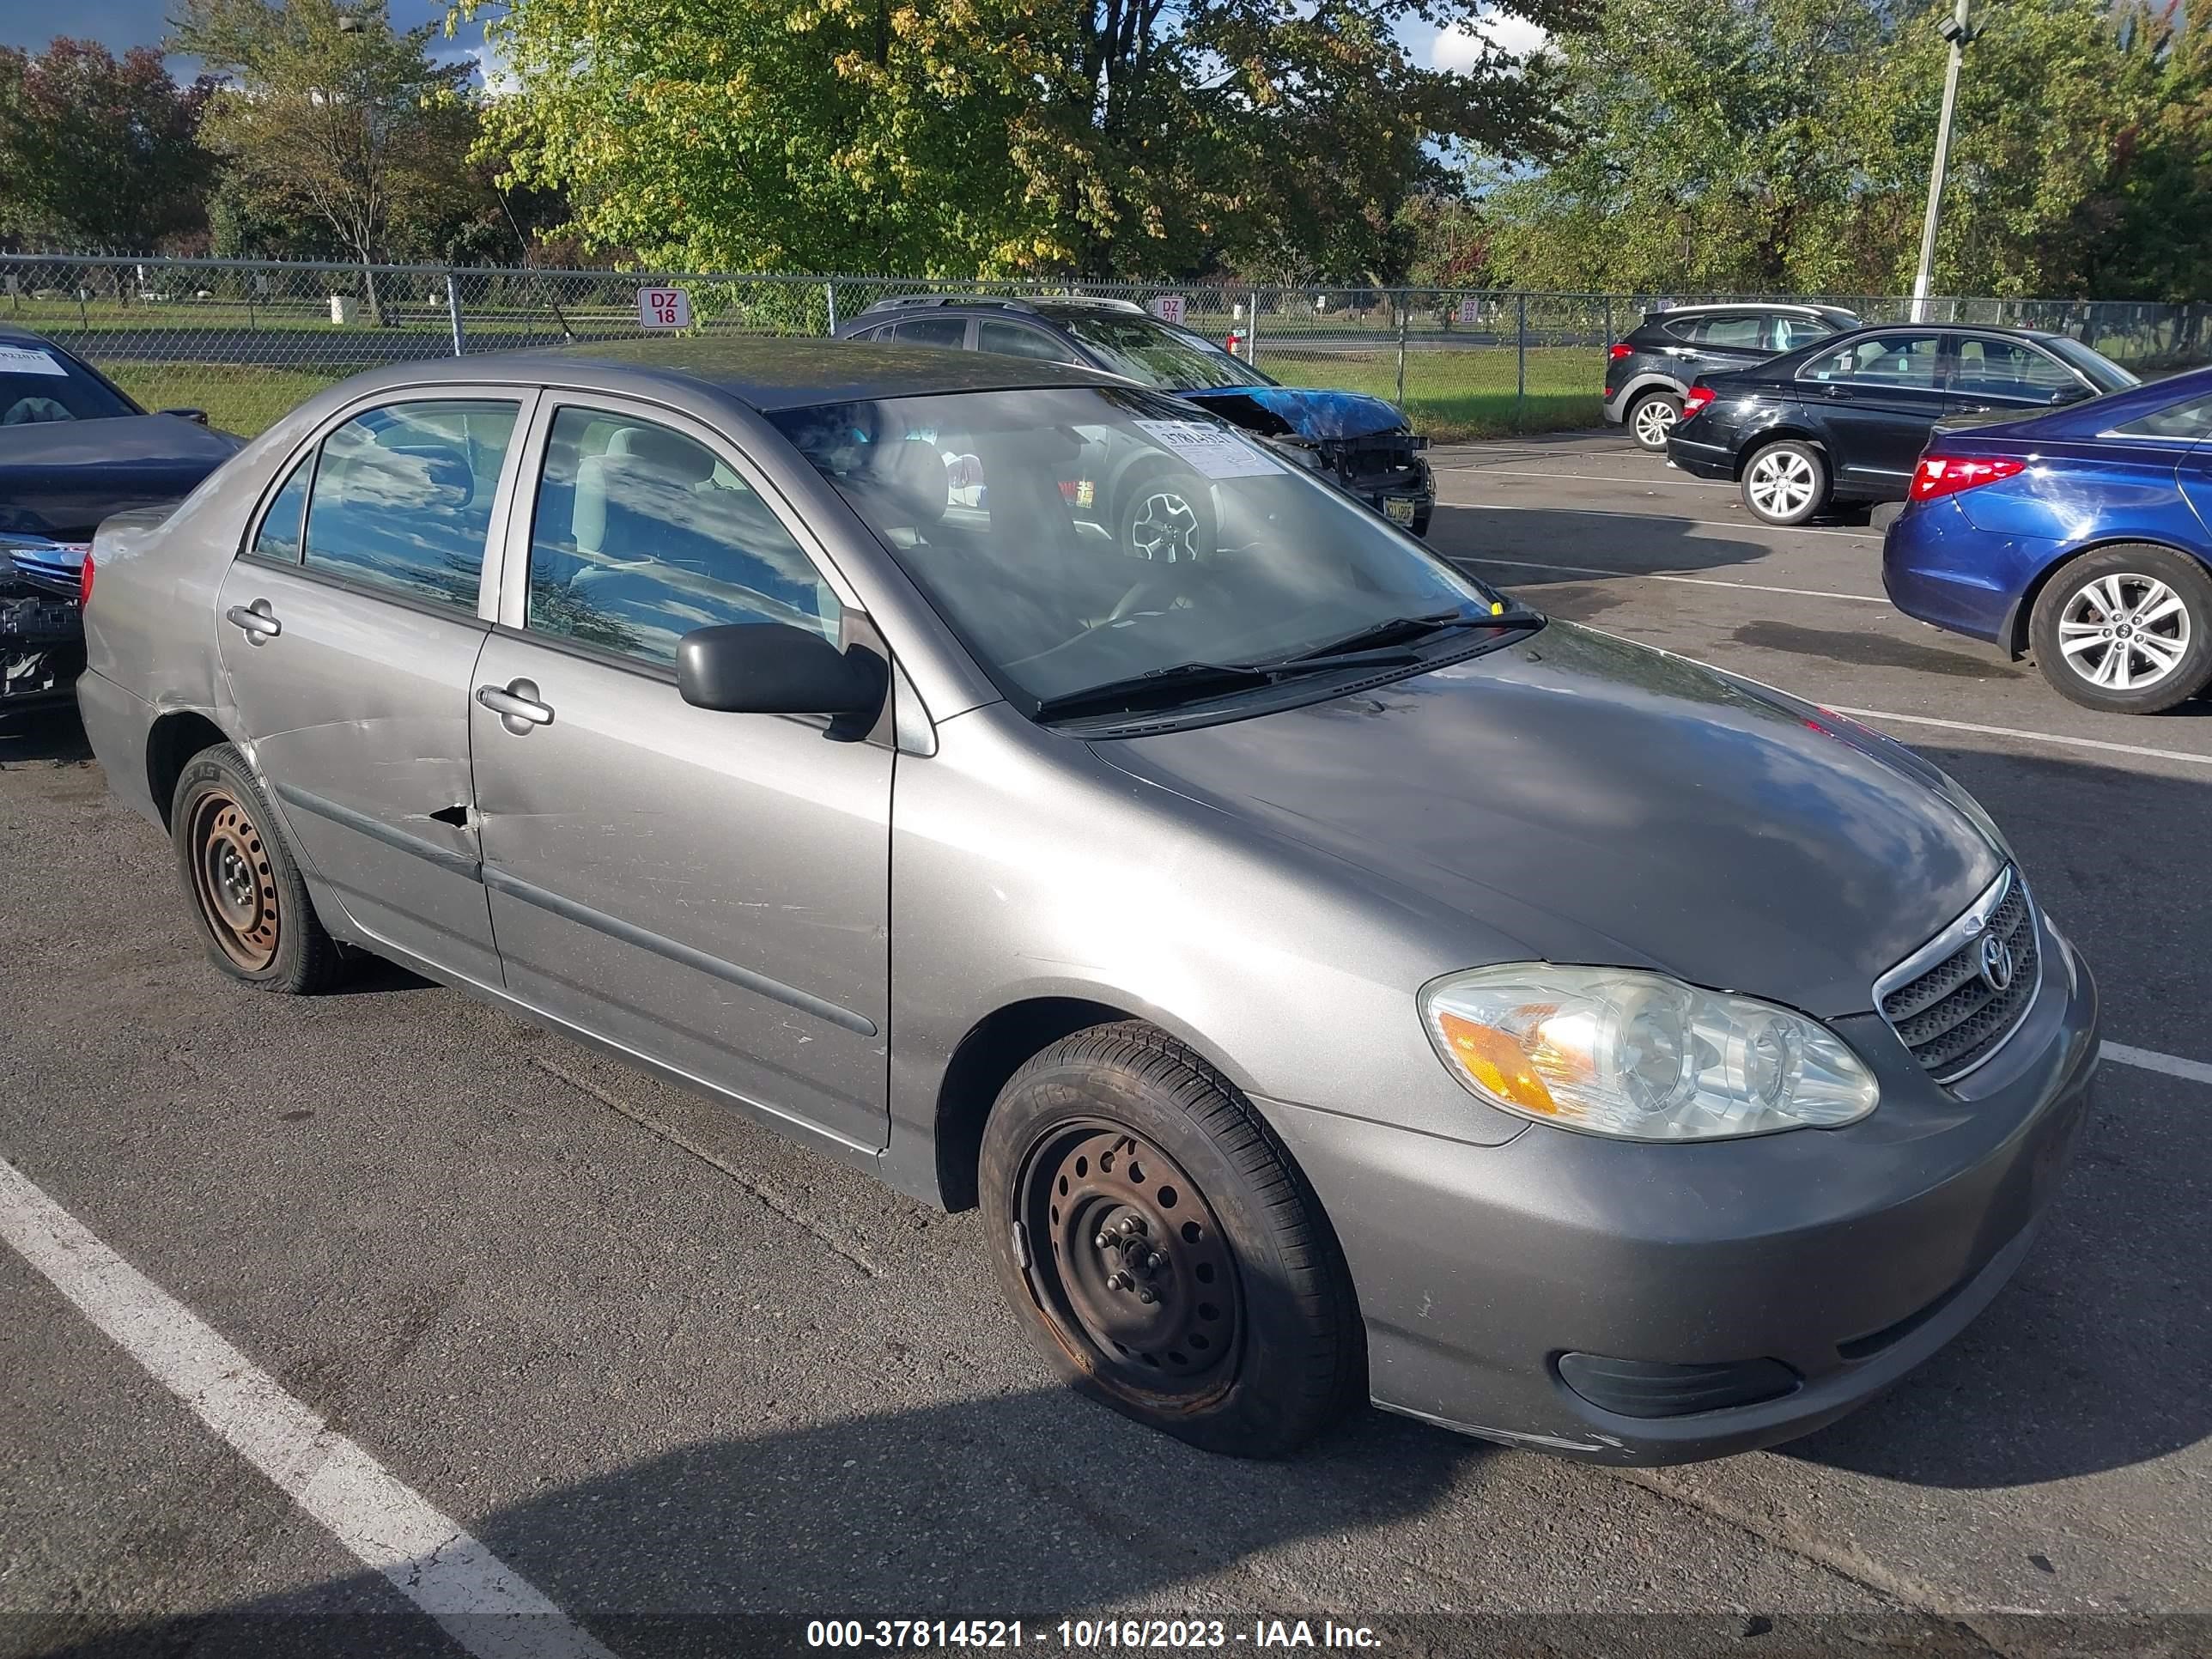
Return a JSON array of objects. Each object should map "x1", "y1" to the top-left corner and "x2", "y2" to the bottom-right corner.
[{"x1": 76, "y1": 338, "x2": 2100, "y2": 1462}]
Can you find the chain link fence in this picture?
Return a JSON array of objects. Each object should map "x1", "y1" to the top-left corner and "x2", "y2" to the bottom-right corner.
[{"x1": 8, "y1": 253, "x2": 2207, "y2": 441}]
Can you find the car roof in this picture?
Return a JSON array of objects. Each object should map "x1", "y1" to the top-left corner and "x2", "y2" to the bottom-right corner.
[
  {"x1": 389, "y1": 334, "x2": 1133, "y2": 411},
  {"x1": 1643, "y1": 302, "x2": 1856, "y2": 319}
]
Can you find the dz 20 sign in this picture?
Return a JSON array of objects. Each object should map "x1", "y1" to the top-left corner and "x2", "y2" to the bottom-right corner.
[{"x1": 638, "y1": 287, "x2": 692, "y2": 329}]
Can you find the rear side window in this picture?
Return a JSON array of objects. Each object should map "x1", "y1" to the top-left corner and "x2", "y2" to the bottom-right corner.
[
  {"x1": 2109, "y1": 390, "x2": 2212, "y2": 441},
  {"x1": 1686, "y1": 315, "x2": 1765, "y2": 348},
  {"x1": 978, "y1": 319, "x2": 1076, "y2": 363},
  {"x1": 301, "y1": 399, "x2": 519, "y2": 611},
  {"x1": 1802, "y1": 333, "x2": 1942, "y2": 387},
  {"x1": 1952, "y1": 338, "x2": 2080, "y2": 399},
  {"x1": 1765, "y1": 315, "x2": 1836, "y2": 353},
  {"x1": 893, "y1": 317, "x2": 969, "y2": 348},
  {"x1": 251, "y1": 456, "x2": 313, "y2": 562},
  {"x1": 524, "y1": 406, "x2": 841, "y2": 666}
]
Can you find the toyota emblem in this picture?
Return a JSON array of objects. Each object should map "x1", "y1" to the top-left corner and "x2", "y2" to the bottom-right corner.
[{"x1": 1978, "y1": 933, "x2": 2016, "y2": 994}]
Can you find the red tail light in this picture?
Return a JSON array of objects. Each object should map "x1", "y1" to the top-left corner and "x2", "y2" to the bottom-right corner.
[
  {"x1": 1607, "y1": 343, "x2": 1632, "y2": 361},
  {"x1": 1681, "y1": 386, "x2": 1717, "y2": 418},
  {"x1": 1910, "y1": 453, "x2": 2027, "y2": 503},
  {"x1": 80, "y1": 551, "x2": 94, "y2": 607}
]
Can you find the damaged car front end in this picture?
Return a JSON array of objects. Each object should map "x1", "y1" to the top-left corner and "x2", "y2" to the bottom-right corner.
[
  {"x1": 1, "y1": 535, "x2": 88, "y2": 714},
  {"x1": 1180, "y1": 386, "x2": 1434, "y2": 536}
]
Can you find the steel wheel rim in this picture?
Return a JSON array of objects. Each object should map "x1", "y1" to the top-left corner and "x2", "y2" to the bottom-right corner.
[
  {"x1": 1747, "y1": 449, "x2": 1817, "y2": 518},
  {"x1": 1129, "y1": 491, "x2": 1201, "y2": 562},
  {"x1": 188, "y1": 790, "x2": 281, "y2": 972},
  {"x1": 1018, "y1": 1121, "x2": 1243, "y2": 1399},
  {"x1": 2057, "y1": 573, "x2": 2192, "y2": 692},
  {"x1": 1633, "y1": 399, "x2": 1677, "y2": 446}
]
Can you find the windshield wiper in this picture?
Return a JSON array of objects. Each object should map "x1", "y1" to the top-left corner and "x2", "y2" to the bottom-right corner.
[
  {"x1": 1281, "y1": 605, "x2": 1534, "y2": 662},
  {"x1": 1032, "y1": 660, "x2": 1280, "y2": 722}
]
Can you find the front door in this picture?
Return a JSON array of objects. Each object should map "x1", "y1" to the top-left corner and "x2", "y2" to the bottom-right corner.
[
  {"x1": 1796, "y1": 331, "x2": 1951, "y2": 489},
  {"x1": 1944, "y1": 335, "x2": 2092, "y2": 420},
  {"x1": 216, "y1": 392, "x2": 529, "y2": 983},
  {"x1": 470, "y1": 399, "x2": 892, "y2": 1152}
]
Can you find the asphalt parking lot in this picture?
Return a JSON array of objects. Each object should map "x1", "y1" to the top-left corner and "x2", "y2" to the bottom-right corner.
[{"x1": 3, "y1": 428, "x2": 2209, "y2": 1659}]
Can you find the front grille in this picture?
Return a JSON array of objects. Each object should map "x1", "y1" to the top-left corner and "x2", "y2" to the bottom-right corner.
[{"x1": 1877, "y1": 867, "x2": 2040, "y2": 1082}]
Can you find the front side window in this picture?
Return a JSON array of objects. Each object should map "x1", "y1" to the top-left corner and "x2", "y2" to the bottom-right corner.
[
  {"x1": 1801, "y1": 333, "x2": 1942, "y2": 388},
  {"x1": 2109, "y1": 389, "x2": 2212, "y2": 441},
  {"x1": 302, "y1": 399, "x2": 519, "y2": 610},
  {"x1": 1952, "y1": 338, "x2": 2081, "y2": 399},
  {"x1": 525, "y1": 407, "x2": 841, "y2": 666},
  {"x1": 0, "y1": 339, "x2": 137, "y2": 425},
  {"x1": 769, "y1": 386, "x2": 1503, "y2": 715},
  {"x1": 1050, "y1": 314, "x2": 1267, "y2": 391}
]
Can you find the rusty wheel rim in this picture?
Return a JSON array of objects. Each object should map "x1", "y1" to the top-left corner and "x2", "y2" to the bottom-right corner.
[
  {"x1": 1019, "y1": 1121, "x2": 1243, "y2": 1398},
  {"x1": 188, "y1": 789, "x2": 280, "y2": 973}
]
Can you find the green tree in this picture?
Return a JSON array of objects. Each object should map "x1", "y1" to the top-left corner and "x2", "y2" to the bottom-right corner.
[
  {"x1": 173, "y1": 0, "x2": 486, "y2": 307},
  {"x1": 468, "y1": 0, "x2": 1571, "y2": 277},
  {"x1": 0, "y1": 40, "x2": 216, "y2": 251}
]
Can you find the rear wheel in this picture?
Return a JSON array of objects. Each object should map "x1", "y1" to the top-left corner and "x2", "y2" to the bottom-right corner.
[
  {"x1": 1741, "y1": 440, "x2": 1828, "y2": 526},
  {"x1": 171, "y1": 743, "x2": 346, "y2": 993},
  {"x1": 1115, "y1": 468, "x2": 1216, "y2": 563},
  {"x1": 2029, "y1": 544, "x2": 2212, "y2": 714},
  {"x1": 981, "y1": 1022, "x2": 1363, "y2": 1457},
  {"x1": 1627, "y1": 391, "x2": 1682, "y2": 452}
]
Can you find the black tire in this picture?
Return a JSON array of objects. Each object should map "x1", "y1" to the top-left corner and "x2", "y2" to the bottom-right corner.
[
  {"x1": 1115, "y1": 466, "x2": 1216, "y2": 563},
  {"x1": 2028, "y1": 544, "x2": 2212, "y2": 714},
  {"x1": 1626, "y1": 390, "x2": 1682, "y2": 453},
  {"x1": 170, "y1": 743, "x2": 347, "y2": 994},
  {"x1": 980, "y1": 1021, "x2": 1364, "y2": 1457},
  {"x1": 1739, "y1": 439, "x2": 1828, "y2": 526}
]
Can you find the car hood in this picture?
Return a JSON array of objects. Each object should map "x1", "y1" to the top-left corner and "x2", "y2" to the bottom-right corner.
[
  {"x1": 1176, "y1": 386, "x2": 1411, "y2": 441},
  {"x1": 0, "y1": 414, "x2": 243, "y2": 539},
  {"x1": 1090, "y1": 623, "x2": 2002, "y2": 1018}
]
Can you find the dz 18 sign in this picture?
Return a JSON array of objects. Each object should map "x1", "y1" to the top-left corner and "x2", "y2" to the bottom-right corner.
[{"x1": 638, "y1": 287, "x2": 692, "y2": 329}]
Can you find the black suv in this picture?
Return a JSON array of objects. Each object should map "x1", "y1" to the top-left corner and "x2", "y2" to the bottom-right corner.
[
  {"x1": 1668, "y1": 324, "x2": 2138, "y2": 526},
  {"x1": 837, "y1": 295, "x2": 1434, "y2": 538},
  {"x1": 1605, "y1": 304, "x2": 1861, "y2": 451}
]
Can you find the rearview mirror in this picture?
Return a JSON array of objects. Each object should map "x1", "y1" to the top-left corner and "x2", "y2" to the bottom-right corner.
[{"x1": 676, "y1": 623, "x2": 884, "y2": 718}]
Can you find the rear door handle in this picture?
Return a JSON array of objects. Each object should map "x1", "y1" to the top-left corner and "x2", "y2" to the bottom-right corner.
[
  {"x1": 224, "y1": 601, "x2": 281, "y2": 641},
  {"x1": 477, "y1": 679, "x2": 554, "y2": 729}
]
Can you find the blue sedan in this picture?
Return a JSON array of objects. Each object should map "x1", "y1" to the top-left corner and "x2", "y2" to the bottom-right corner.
[{"x1": 1883, "y1": 364, "x2": 2212, "y2": 713}]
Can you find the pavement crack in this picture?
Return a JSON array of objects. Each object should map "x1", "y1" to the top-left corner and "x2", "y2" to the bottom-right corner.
[
  {"x1": 1601, "y1": 1468, "x2": 2016, "y2": 1657},
  {"x1": 532, "y1": 1056, "x2": 882, "y2": 1279}
]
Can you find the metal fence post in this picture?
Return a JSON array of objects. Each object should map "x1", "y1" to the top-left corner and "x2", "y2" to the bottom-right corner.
[
  {"x1": 1247, "y1": 289, "x2": 1261, "y2": 366},
  {"x1": 1395, "y1": 298, "x2": 1407, "y2": 405},
  {"x1": 825, "y1": 280, "x2": 839, "y2": 337},
  {"x1": 445, "y1": 272, "x2": 466, "y2": 356},
  {"x1": 1516, "y1": 293, "x2": 1528, "y2": 416},
  {"x1": 1603, "y1": 296, "x2": 1614, "y2": 351}
]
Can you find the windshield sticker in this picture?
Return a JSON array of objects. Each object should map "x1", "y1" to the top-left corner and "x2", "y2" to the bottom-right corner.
[
  {"x1": 0, "y1": 345, "x2": 68, "y2": 378},
  {"x1": 1133, "y1": 418, "x2": 1285, "y2": 479}
]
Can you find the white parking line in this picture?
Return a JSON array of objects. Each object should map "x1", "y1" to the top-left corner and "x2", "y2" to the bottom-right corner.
[
  {"x1": 1443, "y1": 500, "x2": 1877, "y2": 539},
  {"x1": 0, "y1": 1155, "x2": 616, "y2": 1659},
  {"x1": 1825, "y1": 706, "x2": 2212, "y2": 769},
  {"x1": 1433, "y1": 464, "x2": 1736, "y2": 489},
  {"x1": 2104, "y1": 1042, "x2": 2212, "y2": 1087},
  {"x1": 1455, "y1": 555, "x2": 1887, "y2": 605}
]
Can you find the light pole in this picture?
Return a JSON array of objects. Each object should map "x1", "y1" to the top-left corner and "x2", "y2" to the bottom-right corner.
[{"x1": 1911, "y1": 0, "x2": 1979, "y2": 321}]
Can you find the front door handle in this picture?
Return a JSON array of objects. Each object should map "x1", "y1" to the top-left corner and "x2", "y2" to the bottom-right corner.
[
  {"x1": 224, "y1": 600, "x2": 281, "y2": 641},
  {"x1": 477, "y1": 679, "x2": 554, "y2": 730}
]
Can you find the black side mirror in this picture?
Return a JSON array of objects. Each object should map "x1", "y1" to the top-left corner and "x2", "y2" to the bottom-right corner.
[
  {"x1": 676, "y1": 622, "x2": 884, "y2": 717},
  {"x1": 157, "y1": 407, "x2": 210, "y2": 425},
  {"x1": 2047, "y1": 384, "x2": 2091, "y2": 406}
]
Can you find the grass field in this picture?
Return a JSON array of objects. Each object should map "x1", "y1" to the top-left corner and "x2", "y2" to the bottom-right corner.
[{"x1": 92, "y1": 342, "x2": 1605, "y2": 441}]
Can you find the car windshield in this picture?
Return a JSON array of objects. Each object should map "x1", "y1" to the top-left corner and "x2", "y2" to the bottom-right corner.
[
  {"x1": 1049, "y1": 314, "x2": 1267, "y2": 391},
  {"x1": 2044, "y1": 337, "x2": 2139, "y2": 395},
  {"x1": 0, "y1": 340, "x2": 137, "y2": 425},
  {"x1": 769, "y1": 385, "x2": 1507, "y2": 716}
]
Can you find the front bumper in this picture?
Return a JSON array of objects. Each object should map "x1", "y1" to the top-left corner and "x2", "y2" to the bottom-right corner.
[
  {"x1": 1, "y1": 593, "x2": 84, "y2": 710},
  {"x1": 1264, "y1": 921, "x2": 2099, "y2": 1464}
]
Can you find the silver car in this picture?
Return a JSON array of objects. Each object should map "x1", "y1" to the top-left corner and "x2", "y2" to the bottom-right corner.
[{"x1": 77, "y1": 339, "x2": 2100, "y2": 1462}]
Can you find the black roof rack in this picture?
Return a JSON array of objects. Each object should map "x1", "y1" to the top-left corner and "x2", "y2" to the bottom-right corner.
[{"x1": 854, "y1": 293, "x2": 1148, "y2": 319}]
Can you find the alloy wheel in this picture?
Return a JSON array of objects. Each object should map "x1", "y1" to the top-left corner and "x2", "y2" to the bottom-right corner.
[
  {"x1": 2057, "y1": 573, "x2": 2192, "y2": 692},
  {"x1": 187, "y1": 788, "x2": 282, "y2": 972},
  {"x1": 1128, "y1": 491, "x2": 1201, "y2": 562},
  {"x1": 1018, "y1": 1121, "x2": 1243, "y2": 1398},
  {"x1": 1632, "y1": 398, "x2": 1679, "y2": 448},
  {"x1": 1746, "y1": 448, "x2": 1819, "y2": 520}
]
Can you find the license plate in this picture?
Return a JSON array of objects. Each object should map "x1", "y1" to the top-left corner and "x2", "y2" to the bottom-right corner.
[{"x1": 1383, "y1": 496, "x2": 1417, "y2": 526}]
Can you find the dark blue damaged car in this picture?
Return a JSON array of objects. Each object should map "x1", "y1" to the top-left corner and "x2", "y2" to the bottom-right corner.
[{"x1": 836, "y1": 295, "x2": 1434, "y2": 548}]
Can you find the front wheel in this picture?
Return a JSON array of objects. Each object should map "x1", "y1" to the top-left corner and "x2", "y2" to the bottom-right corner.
[
  {"x1": 980, "y1": 1023, "x2": 1363, "y2": 1457},
  {"x1": 1115, "y1": 469, "x2": 1216, "y2": 563},
  {"x1": 2029, "y1": 544, "x2": 2212, "y2": 714},
  {"x1": 1627, "y1": 391, "x2": 1682, "y2": 452},
  {"x1": 1741, "y1": 440, "x2": 1828, "y2": 526}
]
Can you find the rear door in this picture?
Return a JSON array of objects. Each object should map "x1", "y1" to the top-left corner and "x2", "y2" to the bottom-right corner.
[
  {"x1": 216, "y1": 391, "x2": 532, "y2": 983},
  {"x1": 1795, "y1": 331, "x2": 1949, "y2": 489},
  {"x1": 1945, "y1": 336, "x2": 2095, "y2": 419},
  {"x1": 1674, "y1": 311, "x2": 1775, "y2": 380},
  {"x1": 469, "y1": 396, "x2": 891, "y2": 1154},
  {"x1": 889, "y1": 316, "x2": 972, "y2": 349}
]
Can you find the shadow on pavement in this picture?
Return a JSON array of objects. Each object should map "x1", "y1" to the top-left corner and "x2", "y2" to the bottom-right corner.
[
  {"x1": 1424, "y1": 502, "x2": 1785, "y2": 627},
  {"x1": 0, "y1": 704, "x2": 93, "y2": 765}
]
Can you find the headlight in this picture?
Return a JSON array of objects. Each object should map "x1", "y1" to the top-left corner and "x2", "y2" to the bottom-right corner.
[{"x1": 1419, "y1": 964, "x2": 1879, "y2": 1141}]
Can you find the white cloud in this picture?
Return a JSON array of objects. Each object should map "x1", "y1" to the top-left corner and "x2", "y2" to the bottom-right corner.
[
  {"x1": 1431, "y1": 8, "x2": 1551, "y2": 72},
  {"x1": 470, "y1": 43, "x2": 518, "y2": 96}
]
